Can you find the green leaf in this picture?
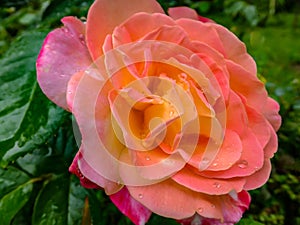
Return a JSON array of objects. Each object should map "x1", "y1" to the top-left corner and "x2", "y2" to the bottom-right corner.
[
  {"x1": 0, "y1": 166, "x2": 31, "y2": 199},
  {"x1": 0, "y1": 179, "x2": 33, "y2": 225},
  {"x1": 41, "y1": 0, "x2": 93, "y2": 27},
  {"x1": 32, "y1": 174, "x2": 89, "y2": 225},
  {"x1": 16, "y1": 147, "x2": 68, "y2": 177},
  {"x1": 68, "y1": 175, "x2": 89, "y2": 225},
  {"x1": 243, "y1": 5, "x2": 259, "y2": 26},
  {"x1": 32, "y1": 174, "x2": 69, "y2": 225},
  {"x1": 237, "y1": 218, "x2": 264, "y2": 225},
  {"x1": 0, "y1": 31, "x2": 66, "y2": 166}
]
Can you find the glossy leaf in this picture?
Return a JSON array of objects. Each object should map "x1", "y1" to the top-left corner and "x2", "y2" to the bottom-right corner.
[
  {"x1": 32, "y1": 174, "x2": 69, "y2": 225},
  {"x1": 32, "y1": 174, "x2": 89, "y2": 225},
  {"x1": 0, "y1": 179, "x2": 33, "y2": 225},
  {"x1": 0, "y1": 31, "x2": 66, "y2": 166},
  {"x1": 68, "y1": 175, "x2": 89, "y2": 225},
  {"x1": 0, "y1": 166, "x2": 31, "y2": 199},
  {"x1": 237, "y1": 218, "x2": 264, "y2": 225}
]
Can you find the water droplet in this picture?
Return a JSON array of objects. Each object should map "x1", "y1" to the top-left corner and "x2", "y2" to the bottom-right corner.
[
  {"x1": 212, "y1": 162, "x2": 218, "y2": 167},
  {"x1": 211, "y1": 204, "x2": 216, "y2": 208},
  {"x1": 63, "y1": 27, "x2": 69, "y2": 33},
  {"x1": 254, "y1": 166, "x2": 259, "y2": 171},
  {"x1": 145, "y1": 156, "x2": 151, "y2": 161},
  {"x1": 68, "y1": 90, "x2": 72, "y2": 94},
  {"x1": 169, "y1": 110, "x2": 174, "y2": 117},
  {"x1": 78, "y1": 34, "x2": 85, "y2": 45},
  {"x1": 178, "y1": 73, "x2": 187, "y2": 80},
  {"x1": 237, "y1": 160, "x2": 248, "y2": 169},
  {"x1": 164, "y1": 158, "x2": 174, "y2": 165},
  {"x1": 199, "y1": 157, "x2": 210, "y2": 170},
  {"x1": 213, "y1": 182, "x2": 221, "y2": 188},
  {"x1": 138, "y1": 194, "x2": 143, "y2": 199},
  {"x1": 201, "y1": 157, "x2": 209, "y2": 164},
  {"x1": 197, "y1": 207, "x2": 203, "y2": 213}
]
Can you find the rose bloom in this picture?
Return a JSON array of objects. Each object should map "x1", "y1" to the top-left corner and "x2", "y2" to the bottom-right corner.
[{"x1": 36, "y1": 0, "x2": 281, "y2": 224}]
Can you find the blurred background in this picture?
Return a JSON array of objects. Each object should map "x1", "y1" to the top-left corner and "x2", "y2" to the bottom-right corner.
[{"x1": 0, "y1": 0, "x2": 299, "y2": 224}]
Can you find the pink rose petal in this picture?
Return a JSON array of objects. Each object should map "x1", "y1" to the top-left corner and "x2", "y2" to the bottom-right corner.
[
  {"x1": 36, "y1": 17, "x2": 92, "y2": 110},
  {"x1": 69, "y1": 149, "x2": 122, "y2": 194},
  {"x1": 110, "y1": 187, "x2": 152, "y2": 225},
  {"x1": 69, "y1": 151, "x2": 100, "y2": 189}
]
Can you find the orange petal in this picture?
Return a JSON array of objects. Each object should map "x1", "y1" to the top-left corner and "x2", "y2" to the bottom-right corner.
[
  {"x1": 112, "y1": 13, "x2": 176, "y2": 47},
  {"x1": 127, "y1": 179, "x2": 223, "y2": 220},
  {"x1": 246, "y1": 105, "x2": 271, "y2": 149},
  {"x1": 172, "y1": 166, "x2": 246, "y2": 195},
  {"x1": 243, "y1": 160, "x2": 272, "y2": 190},
  {"x1": 198, "y1": 129, "x2": 264, "y2": 179},
  {"x1": 168, "y1": 7, "x2": 199, "y2": 20},
  {"x1": 86, "y1": 0, "x2": 164, "y2": 59},
  {"x1": 205, "y1": 130, "x2": 243, "y2": 171},
  {"x1": 263, "y1": 124, "x2": 278, "y2": 158},
  {"x1": 262, "y1": 97, "x2": 281, "y2": 131},
  {"x1": 227, "y1": 60, "x2": 267, "y2": 112},
  {"x1": 226, "y1": 91, "x2": 248, "y2": 135},
  {"x1": 176, "y1": 19, "x2": 226, "y2": 57},
  {"x1": 212, "y1": 23, "x2": 257, "y2": 75}
]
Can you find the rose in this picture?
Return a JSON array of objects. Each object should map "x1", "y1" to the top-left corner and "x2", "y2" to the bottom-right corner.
[{"x1": 36, "y1": 0, "x2": 281, "y2": 224}]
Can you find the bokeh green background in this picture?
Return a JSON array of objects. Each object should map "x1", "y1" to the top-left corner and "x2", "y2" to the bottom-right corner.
[{"x1": 0, "y1": 0, "x2": 299, "y2": 224}]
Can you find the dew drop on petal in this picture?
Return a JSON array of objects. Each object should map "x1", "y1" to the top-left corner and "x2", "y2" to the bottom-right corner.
[
  {"x1": 211, "y1": 204, "x2": 216, "y2": 208},
  {"x1": 237, "y1": 160, "x2": 248, "y2": 169},
  {"x1": 138, "y1": 194, "x2": 143, "y2": 199},
  {"x1": 78, "y1": 34, "x2": 85, "y2": 45},
  {"x1": 197, "y1": 207, "x2": 203, "y2": 213},
  {"x1": 212, "y1": 162, "x2": 218, "y2": 167},
  {"x1": 201, "y1": 157, "x2": 209, "y2": 164},
  {"x1": 169, "y1": 110, "x2": 174, "y2": 117},
  {"x1": 145, "y1": 156, "x2": 151, "y2": 161},
  {"x1": 213, "y1": 182, "x2": 221, "y2": 188},
  {"x1": 63, "y1": 27, "x2": 69, "y2": 33}
]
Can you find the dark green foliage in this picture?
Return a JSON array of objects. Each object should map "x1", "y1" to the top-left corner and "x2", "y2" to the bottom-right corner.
[{"x1": 0, "y1": 0, "x2": 299, "y2": 225}]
